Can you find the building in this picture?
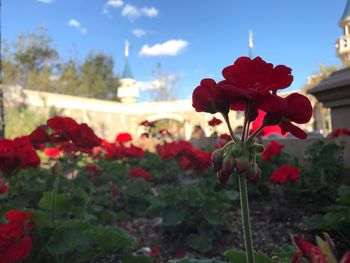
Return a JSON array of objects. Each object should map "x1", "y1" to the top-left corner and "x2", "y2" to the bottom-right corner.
[{"x1": 336, "y1": 0, "x2": 350, "y2": 64}]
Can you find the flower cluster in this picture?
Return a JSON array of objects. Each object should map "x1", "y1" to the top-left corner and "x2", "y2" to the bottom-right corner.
[
  {"x1": 261, "y1": 141, "x2": 284, "y2": 161},
  {"x1": 115, "y1": 133, "x2": 133, "y2": 143},
  {"x1": 0, "y1": 136, "x2": 40, "y2": 177},
  {"x1": 156, "y1": 141, "x2": 211, "y2": 172},
  {"x1": 193, "y1": 56, "x2": 313, "y2": 185},
  {"x1": 0, "y1": 178, "x2": 8, "y2": 195},
  {"x1": 208, "y1": 117, "x2": 222, "y2": 127},
  {"x1": 139, "y1": 120, "x2": 157, "y2": 138},
  {"x1": 269, "y1": 164, "x2": 301, "y2": 184},
  {"x1": 329, "y1": 128, "x2": 350, "y2": 138},
  {"x1": 102, "y1": 141, "x2": 144, "y2": 160},
  {"x1": 29, "y1": 116, "x2": 102, "y2": 155},
  {"x1": 129, "y1": 168, "x2": 152, "y2": 181},
  {"x1": 0, "y1": 210, "x2": 33, "y2": 263}
]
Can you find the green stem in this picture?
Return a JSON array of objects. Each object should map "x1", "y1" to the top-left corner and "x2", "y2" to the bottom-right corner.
[
  {"x1": 50, "y1": 170, "x2": 61, "y2": 226},
  {"x1": 222, "y1": 113, "x2": 239, "y2": 142},
  {"x1": 238, "y1": 173, "x2": 255, "y2": 263},
  {"x1": 242, "y1": 102, "x2": 252, "y2": 142}
]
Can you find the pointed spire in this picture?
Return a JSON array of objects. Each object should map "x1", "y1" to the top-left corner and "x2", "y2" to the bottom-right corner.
[
  {"x1": 340, "y1": 0, "x2": 350, "y2": 21},
  {"x1": 122, "y1": 40, "x2": 133, "y2": 79},
  {"x1": 248, "y1": 30, "x2": 254, "y2": 58}
]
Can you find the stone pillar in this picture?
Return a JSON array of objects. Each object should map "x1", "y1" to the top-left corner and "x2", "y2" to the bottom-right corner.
[{"x1": 308, "y1": 67, "x2": 350, "y2": 164}]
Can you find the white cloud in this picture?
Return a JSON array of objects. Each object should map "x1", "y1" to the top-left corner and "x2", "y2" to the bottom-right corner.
[
  {"x1": 103, "y1": 0, "x2": 123, "y2": 15},
  {"x1": 37, "y1": 0, "x2": 53, "y2": 3},
  {"x1": 141, "y1": 7, "x2": 158, "y2": 17},
  {"x1": 132, "y1": 29, "x2": 146, "y2": 38},
  {"x1": 139, "y1": 40, "x2": 188, "y2": 56},
  {"x1": 68, "y1": 19, "x2": 87, "y2": 34},
  {"x1": 106, "y1": 0, "x2": 123, "y2": 7},
  {"x1": 136, "y1": 74, "x2": 179, "y2": 91},
  {"x1": 121, "y1": 4, "x2": 158, "y2": 20}
]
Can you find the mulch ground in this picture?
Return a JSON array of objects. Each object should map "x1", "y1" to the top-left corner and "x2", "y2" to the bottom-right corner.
[{"x1": 95, "y1": 199, "x2": 316, "y2": 263}]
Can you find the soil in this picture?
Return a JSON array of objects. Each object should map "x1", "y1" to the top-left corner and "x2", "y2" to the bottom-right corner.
[{"x1": 95, "y1": 199, "x2": 316, "y2": 263}]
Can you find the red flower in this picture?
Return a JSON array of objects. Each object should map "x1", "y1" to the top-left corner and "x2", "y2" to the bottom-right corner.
[
  {"x1": 0, "y1": 210, "x2": 33, "y2": 263},
  {"x1": 115, "y1": 133, "x2": 133, "y2": 143},
  {"x1": 43, "y1": 147, "x2": 61, "y2": 158},
  {"x1": 341, "y1": 251, "x2": 350, "y2": 263},
  {"x1": 124, "y1": 144, "x2": 144, "y2": 159},
  {"x1": 109, "y1": 183, "x2": 119, "y2": 197},
  {"x1": 270, "y1": 165, "x2": 301, "y2": 184},
  {"x1": 129, "y1": 168, "x2": 152, "y2": 181},
  {"x1": 264, "y1": 93, "x2": 313, "y2": 139},
  {"x1": 0, "y1": 178, "x2": 8, "y2": 195},
  {"x1": 0, "y1": 137, "x2": 40, "y2": 177},
  {"x1": 85, "y1": 164, "x2": 103, "y2": 181},
  {"x1": 148, "y1": 246, "x2": 160, "y2": 257},
  {"x1": 208, "y1": 117, "x2": 222, "y2": 127},
  {"x1": 330, "y1": 128, "x2": 350, "y2": 138},
  {"x1": 28, "y1": 127, "x2": 50, "y2": 148},
  {"x1": 261, "y1": 141, "x2": 284, "y2": 161},
  {"x1": 192, "y1": 78, "x2": 230, "y2": 114},
  {"x1": 292, "y1": 236, "x2": 326, "y2": 263},
  {"x1": 69, "y1": 123, "x2": 102, "y2": 149},
  {"x1": 221, "y1": 57, "x2": 291, "y2": 115}
]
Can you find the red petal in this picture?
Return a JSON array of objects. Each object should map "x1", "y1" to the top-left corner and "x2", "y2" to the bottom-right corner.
[
  {"x1": 284, "y1": 93, "x2": 313, "y2": 124},
  {"x1": 254, "y1": 93, "x2": 288, "y2": 113},
  {"x1": 264, "y1": 65, "x2": 293, "y2": 92},
  {"x1": 280, "y1": 122, "x2": 307, "y2": 139}
]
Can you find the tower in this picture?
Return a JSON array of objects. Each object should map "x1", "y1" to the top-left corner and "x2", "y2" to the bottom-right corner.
[
  {"x1": 117, "y1": 40, "x2": 139, "y2": 103},
  {"x1": 336, "y1": 0, "x2": 350, "y2": 64}
]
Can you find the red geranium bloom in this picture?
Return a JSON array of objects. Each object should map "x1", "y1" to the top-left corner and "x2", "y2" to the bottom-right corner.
[
  {"x1": 221, "y1": 57, "x2": 292, "y2": 115},
  {"x1": 270, "y1": 165, "x2": 301, "y2": 184},
  {"x1": 0, "y1": 137, "x2": 40, "y2": 177},
  {"x1": 292, "y1": 236, "x2": 326, "y2": 263},
  {"x1": 330, "y1": 128, "x2": 350, "y2": 138},
  {"x1": 28, "y1": 127, "x2": 50, "y2": 149},
  {"x1": 208, "y1": 117, "x2": 222, "y2": 127},
  {"x1": 115, "y1": 133, "x2": 133, "y2": 143},
  {"x1": 0, "y1": 210, "x2": 33, "y2": 263},
  {"x1": 43, "y1": 147, "x2": 61, "y2": 158},
  {"x1": 129, "y1": 168, "x2": 152, "y2": 181},
  {"x1": 261, "y1": 141, "x2": 284, "y2": 161},
  {"x1": 148, "y1": 246, "x2": 160, "y2": 257},
  {"x1": 109, "y1": 183, "x2": 119, "y2": 197},
  {"x1": 264, "y1": 93, "x2": 313, "y2": 139},
  {"x1": 0, "y1": 178, "x2": 8, "y2": 195},
  {"x1": 192, "y1": 78, "x2": 230, "y2": 114}
]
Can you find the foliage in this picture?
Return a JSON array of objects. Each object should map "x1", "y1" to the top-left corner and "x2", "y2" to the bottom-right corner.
[
  {"x1": 307, "y1": 185, "x2": 350, "y2": 247},
  {"x1": 3, "y1": 27, "x2": 120, "y2": 100},
  {"x1": 224, "y1": 249, "x2": 274, "y2": 263}
]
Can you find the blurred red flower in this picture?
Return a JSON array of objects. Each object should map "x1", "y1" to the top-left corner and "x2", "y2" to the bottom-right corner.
[
  {"x1": 270, "y1": 165, "x2": 301, "y2": 184},
  {"x1": 0, "y1": 178, "x2": 8, "y2": 195},
  {"x1": 208, "y1": 117, "x2": 222, "y2": 127},
  {"x1": 43, "y1": 147, "x2": 61, "y2": 159},
  {"x1": 148, "y1": 246, "x2": 160, "y2": 257},
  {"x1": 330, "y1": 128, "x2": 350, "y2": 138},
  {"x1": 0, "y1": 210, "x2": 33, "y2": 263},
  {"x1": 129, "y1": 168, "x2": 152, "y2": 181},
  {"x1": 115, "y1": 133, "x2": 133, "y2": 143},
  {"x1": 261, "y1": 141, "x2": 284, "y2": 161},
  {"x1": 0, "y1": 137, "x2": 40, "y2": 177},
  {"x1": 291, "y1": 236, "x2": 326, "y2": 263}
]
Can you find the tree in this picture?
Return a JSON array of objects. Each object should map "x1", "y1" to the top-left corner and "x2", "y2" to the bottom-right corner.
[
  {"x1": 58, "y1": 59, "x2": 81, "y2": 95},
  {"x1": 80, "y1": 52, "x2": 119, "y2": 99},
  {"x1": 148, "y1": 63, "x2": 179, "y2": 101}
]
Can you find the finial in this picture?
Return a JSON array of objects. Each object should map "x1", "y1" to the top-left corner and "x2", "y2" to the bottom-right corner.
[
  {"x1": 248, "y1": 30, "x2": 254, "y2": 58},
  {"x1": 125, "y1": 40, "x2": 129, "y2": 58}
]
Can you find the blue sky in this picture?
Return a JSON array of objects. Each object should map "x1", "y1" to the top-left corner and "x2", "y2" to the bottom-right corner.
[{"x1": 2, "y1": 0, "x2": 348, "y2": 101}]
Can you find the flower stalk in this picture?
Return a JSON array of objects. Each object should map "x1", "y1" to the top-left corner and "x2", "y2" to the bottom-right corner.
[{"x1": 50, "y1": 163, "x2": 62, "y2": 226}]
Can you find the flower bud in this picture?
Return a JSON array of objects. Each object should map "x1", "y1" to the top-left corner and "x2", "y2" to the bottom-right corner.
[
  {"x1": 222, "y1": 154, "x2": 235, "y2": 175},
  {"x1": 235, "y1": 156, "x2": 249, "y2": 174},
  {"x1": 250, "y1": 143, "x2": 265, "y2": 154},
  {"x1": 217, "y1": 170, "x2": 231, "y2": 185},
  {"x1": 245, "y1": 164, "x2": 261, "y2": 185},
  {"x1": 211, "y1": 149, "x2": 224, "y2": 172}
]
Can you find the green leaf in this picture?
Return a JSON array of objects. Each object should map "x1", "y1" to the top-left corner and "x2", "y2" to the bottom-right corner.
[
  {"x1": 225, "y1": 249, "x2": 275, "y2": 263},
  {"x1": 39, "y1": 192, "x2": 72, "y2": 220},
  {"x1": 46, "y1": 219, "x2": 91, "y2": 255},
  {"x1": 168, "y1": 259, "x2": 226, "y2": 263},
  {"x1": 122, "y1": 255, "x2": 153, "y2": 263},
  {"x1": 187, "y1": 233, "x2": 213, "y2": 253},
  {"x1": 85, "y1": 225, "x2": 134, "y2": 251},
  {"x1": 161, "y1": 206, "x2": 186, "y2": 225}
]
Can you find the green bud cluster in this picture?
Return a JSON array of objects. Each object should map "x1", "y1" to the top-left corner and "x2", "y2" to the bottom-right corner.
[{"x1": 211, "y1": 140, "x2": 264, "y2": 185}]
